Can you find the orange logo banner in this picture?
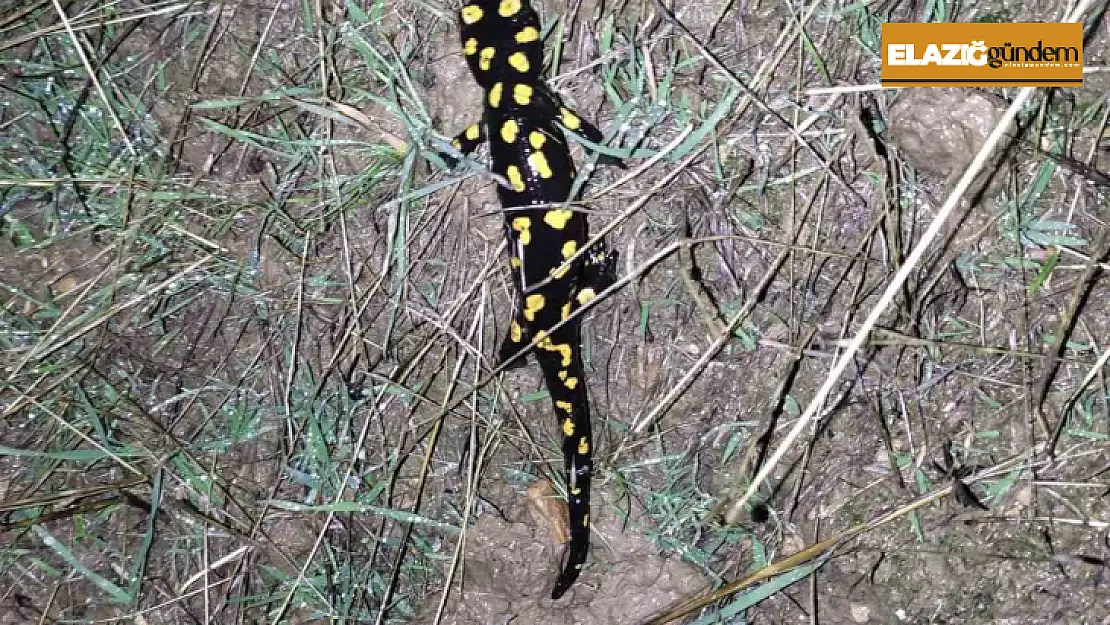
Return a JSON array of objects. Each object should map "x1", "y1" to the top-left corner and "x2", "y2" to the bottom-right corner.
[{"x1": 882, "y1": 23, "x2": 1083, "y2": 87}]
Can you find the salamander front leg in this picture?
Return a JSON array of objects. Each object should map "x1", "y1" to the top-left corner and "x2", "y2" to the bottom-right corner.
[
  {"x1": 440, "y1": 121, "x2": 486, "y2": 168},
  {"x1": 533, "y1": 87, "x2": 624, "y2": 169}
]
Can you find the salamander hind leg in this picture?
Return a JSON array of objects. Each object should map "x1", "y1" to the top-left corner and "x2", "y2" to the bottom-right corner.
[{"x1": 580, "y1": 245, "x2": 618, "y2": 297}]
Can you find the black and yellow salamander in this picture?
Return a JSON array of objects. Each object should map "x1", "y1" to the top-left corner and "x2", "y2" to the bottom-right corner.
[{"x1": 444, "y1": 0, "x2": 620, "y2": 600}]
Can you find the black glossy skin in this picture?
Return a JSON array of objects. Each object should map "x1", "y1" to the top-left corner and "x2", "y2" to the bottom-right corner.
[{"x1": 446, "y1": 0, "x2": 618, "y2": 600}]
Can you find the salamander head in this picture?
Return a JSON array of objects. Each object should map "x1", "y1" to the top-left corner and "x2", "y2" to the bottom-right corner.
[{"x1": 458, "y1": 0, "x2": 543, "y2": 89}]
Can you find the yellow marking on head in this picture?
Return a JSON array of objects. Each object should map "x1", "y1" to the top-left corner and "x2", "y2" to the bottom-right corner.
[
  {"x1": 505, "y1": 164, "x2": 525, "y2": 193},
  {"x1": 560, "y1": 107, "x2": 582, "y2": 130},
  {"x1": 556, "y1": 400, "x2": 573, "y2": 412},
  {"x1": 499, "y1": 0, "x2": 521, "y2": 17},
  {"x1": 511, "y1": 214, "x2": 531, "y2": 244},
  {"x1": 577, "y1": 288, "x2": 596, "y2": 305},
  {"x1": 515, "y1": 26, "x2": 540, "y2": 43},
  {"x1": 500, "y1": 119, "x2": 519, "y2": 143},
  {"x1": 510, "y1": 256, "x2": 522, "y2": 268},
  {"x1": 570, "y1": 486, "x2": 581, "y2": 495},
  {"x1": 508, "y1": 51, "x2": 530, "y2": 73},
  {"x1": 523, "y1": 293, "x2": 545, "y2": 321},
  {"x1": 488, "y1": 82, "x2": 503, "y2": 107},
  {"x1": 510, "y1": 320, "x2": 523, "y2": 343},
  {"x1": 461, "y1": 5, "x2": 483, "y2": 24},
  {"x1": 513, "y1": 83, "x2": 533, "y2": 105},
  {"x1": 543, "y1": 209, "x2": 573, "y2": 230},
  {"x1": 565, "y1": 376, "x2": 579, "y2": 390},
  {"x1": 528, "y1": 131, "x2": 546, "y2": 150},
  {"x1": 478, "y1": 46, "x2": 496, "y2": 71},
  {"x1": 463, "y1": 38, "x2": 478, "y2": 55},
  {"x1": 561, "y1": 301, "x2": 572, "y2": 320},
  {"x1": 451, "y1": 138, "x2": 462, "y2": 150},
  {"x1": 464, "y1": 124, "x2": 480, "y2": 141},
  {"x1": 527, "y1": 151, "x2": 552, "y2": 179},
  {"x1": 562, "y1": 417, "x2": 574, "y2": 436},
  {"x1": 561, "y1": 240, "x2": 577, "y2": 259},
  {"x1": 578, "y1": 437, "x2": 589, "y2": 454}
]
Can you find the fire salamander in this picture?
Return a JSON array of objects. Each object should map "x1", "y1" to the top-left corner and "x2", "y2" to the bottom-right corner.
[{"x1": 444, "y1": 0, "x2": 620, "y2": 600}]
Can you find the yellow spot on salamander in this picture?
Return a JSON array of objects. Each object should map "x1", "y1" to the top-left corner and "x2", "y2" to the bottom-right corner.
[
  {"x1": 505, "y1": 164, "x2": 525, "y2": 193},
  {"x1": 460, "y1": 5, "x2": 483, "y2": 24},
  {"x1": 556, "y1": 400, "x2": 573, "y2": 413},
  {"x1": 544, "y1": 209, "x2": 573, "y2": 230},
  {"x1": 561, "y1": 240, "x2": 577, "y2": 259},
  {"x1": 528, "y1": 131, "x2": 546, "y2": 150},
  {"x1": 578, "y1": 437, "x2": 589, "y2": 454},
  {"x1": 577, "y1": 288, "x2": 596, "y2": 305},
  {"x1": 565, "y1": 376, "x2": 579, "y2": 390},
  {"x1": 510, "y1": 320, "x2": 523, "y2": 343},
  {"x1": 550, "y1": 264, "x2": 568, "y2": 280},
  {"x1": 558, "y1": 370, "x2": 567, "y2": 380},
  {"x1": 513, "y1": 83, "x2": 533, "y2": 105},
  {"x1": 500, "y1": 119, "x2": 519, "y2": 143},
  {"x1": 451, "y1": 138, "x2": 462, "y2": 150},
  {"x1": 488, "y1": 82, "x2": 503, "y2": 107},
  {"x1": 464, "y1": 124, "x2": 480, "y2": 140},
  {"x1": 582, "y1": 514, "x2": 589, "y2": 527},
  {"x1": 510, "y1": 256, "x2": 522, "y2": 268},
  {"x1": 515, "y1": 26, "x2": 539, "y2": 43},
  {"x1": 463, "y1": 38, "x2": 478, "y2": 55},
  {"x1": 511, "y1": 215, "x2": 531, "y2": 244},
  {"x1": 508, "y1": 51, "x2": 530, "y2": 73},
  {"x1": 562, "y1": 418, "x2": 574, "y2": 436},
  {"x1": 478, "y1": 46, "x2": 495, "y2": 71},
  {"x1": 560, "y1": 107, "x2": 582, "y2": 130},
  {"x1": 570, "y1": 486, "x2": 581, "y2": 495},
  {"x1": 553, "y1": 343, "x2": 572, "y2": 366},
  {"x1": 499, "y1": 0, "x2": 521, "y2": 17},
  {"x1": 527, "y1": 151, "x2": 552, "y2": 179},
  {"x1": 534, "y1": 330, "x2": 549, "y2": 345},
  {"x1": 523, "y1": 293, "x2": 545, "y2": 321},
  {"x1": 561, "y1": 301, "x2": 572, "y2": 320}
]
